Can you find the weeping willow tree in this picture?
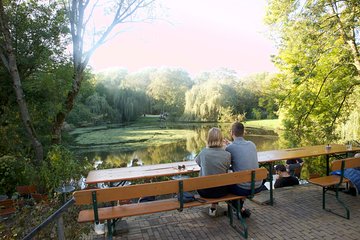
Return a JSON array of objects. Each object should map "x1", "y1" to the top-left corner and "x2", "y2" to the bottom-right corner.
[
  {"x1": 265, "y1": 0, "x2": 360, "y2": 146},
  {"x1": 183, "y1": 69, "x2": 239, "y2": 122}
]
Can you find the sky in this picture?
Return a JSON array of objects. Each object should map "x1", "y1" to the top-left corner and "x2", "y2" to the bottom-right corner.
[{"x1": 88, "y1": 0, "x2": 277, "y2": 76}]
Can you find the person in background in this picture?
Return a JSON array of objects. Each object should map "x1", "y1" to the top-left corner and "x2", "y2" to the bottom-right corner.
[
  {"x1": 274, "y1": 164, "x2": 299, "y2": 188},
  {"x1": 330, "y1": 153, "x2": 360, "y2": 196},
  {"x1": 195, "y1": 127, "x2": 231, "y2": 217},
  {"x1": 286, "y1": 158, "x2": 304, "y2": 178},
  {"x1": 225, "y1": 122, "x2": 265, "y2": 218}
]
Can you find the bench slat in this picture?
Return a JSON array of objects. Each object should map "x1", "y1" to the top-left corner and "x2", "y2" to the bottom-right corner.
[
  {"x1": 78, "y1": 194, "x2": 246, "y2": 223},
  {"x1": 74, "y1": 168, "x2": 268, "y2": 205},
  {"x1": 308, "y1": 175, "x2": 349, "y2": 187},
  {"x1": 183, "y1": 168, "x2": 267, "y2": 191},
  {"x1": 308, "y1": 156, "x2": 359, "y2": 219},
  {"x1": 74, "y1": 180, "x2": 179, "y2": 205},
  {"x1": 331, "y1": 157, "x2": 360, "y2": 171},
  {"x1": 0, "y1": 199, "x2": 16, "y2": 217}
]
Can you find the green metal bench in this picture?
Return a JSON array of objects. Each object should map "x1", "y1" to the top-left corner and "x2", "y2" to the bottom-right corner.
[
  {"x1": 308, "y1": 157, "x2": 360, "y2": 219},
  {"x1": 74, "y1": 168, "x2": 268, "y2": 239}
]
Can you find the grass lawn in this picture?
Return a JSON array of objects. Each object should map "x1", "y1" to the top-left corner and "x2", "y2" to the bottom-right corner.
[
  {"x1": 244, "y1": 119, "x2": 280, "y2": 131},
  {"x1": 69, "y1": 116, "x2": 280, "y2": 152}
]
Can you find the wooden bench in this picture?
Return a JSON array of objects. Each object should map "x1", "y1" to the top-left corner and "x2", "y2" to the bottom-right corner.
[
  {"x1": 0, "y1": 199, "x2": 16, "y2": 218},
  {"x1": 16, "y1": 185, "x2": 36, "y2": 199},
  {"x1": 308, "y1": 157, "x2": 360, "y2": 219},
  {"x1": 74, "y1": 168, "x2": 268, "y2": 239}
]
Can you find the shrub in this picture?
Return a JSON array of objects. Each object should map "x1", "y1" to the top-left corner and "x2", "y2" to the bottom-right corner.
[
  {"x1": 39, "y1": 145, "x2": 83, "y2": 193},
  {"x1": 0, "y1": 155, "x2": 36, "y2": 198}
]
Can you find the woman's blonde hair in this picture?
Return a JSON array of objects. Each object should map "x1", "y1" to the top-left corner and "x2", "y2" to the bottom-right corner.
[{"x1": 207, "y1": 127, "x2": 223, "y2": 148}]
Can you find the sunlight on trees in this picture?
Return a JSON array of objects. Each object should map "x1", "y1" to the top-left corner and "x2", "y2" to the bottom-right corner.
[{"x1": 265, "y1": 0, "x2": 360, "y2": 146}]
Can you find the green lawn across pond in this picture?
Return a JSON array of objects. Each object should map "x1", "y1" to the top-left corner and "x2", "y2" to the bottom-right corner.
[
  {"x1": 245, "y1": 119, "x2": 280, "y2": 131},
  {"x1": 69, "y1": 116, "x2": 280, "y2": 152}
]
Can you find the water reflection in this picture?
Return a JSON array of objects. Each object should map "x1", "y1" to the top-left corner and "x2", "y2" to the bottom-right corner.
[
  {"x1": 77, "y1": 124, "x2": 280, "y2": 168},
  {"x1": 76, "y1": 124, "x2": 340, "y2": 180}
]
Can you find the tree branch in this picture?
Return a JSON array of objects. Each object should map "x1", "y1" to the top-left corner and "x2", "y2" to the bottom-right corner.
[{"x1": 301, "y1": 64, "x2": 341, "y2": 124}]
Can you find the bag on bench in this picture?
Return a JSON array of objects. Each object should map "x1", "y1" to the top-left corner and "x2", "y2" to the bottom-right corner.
[
  {"x1": 177, "y1": 192, "x2": 196, "y2": 203},
  {"x1": 177, "y1": 192, "x2": 207, "y2": 203}
]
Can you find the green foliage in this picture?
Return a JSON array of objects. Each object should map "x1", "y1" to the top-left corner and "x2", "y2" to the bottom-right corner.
[
  {"x1": 39, "y1": 146, "x2": 83, "y2": 193},
  {"x1": 0, "y1": 1, "x2": 70, "y2": 156},
  {"x1": 183, "y1": 70, "x2": 238, "y2": 121},
  {"x1": 0, "y1": 155, "x2": 24, "y2": 197},
  {"x1": 0, "y1": 156, "x2": 36, "y2": 198},
  {"x1": 147, "y1": 68, "x2": 193, "y2": 116},
  {"x1": 265, "y1": 0, "x2": 360, "y2": 146},
  {"x1": 217, "y1": 106, "x2": 236, "y2": 123},
  {"x1": 336, "y1": 88, "x2": 360, "y2": 142},
  {"x1": 0, "y1": 199, "x2": 91, "y2": 239},
  {"x1": 252, "y1": 108, "x2": 262, "y2": 120},
  {"x1": 67, "y1": 67, "x2": 277, "y2": 128},
  {"x1": 183, "y1": 70, "x2": 275, "y2": 122},
  {"x1": 3, "y1": 1, "x2": 69, "y2": 74}
]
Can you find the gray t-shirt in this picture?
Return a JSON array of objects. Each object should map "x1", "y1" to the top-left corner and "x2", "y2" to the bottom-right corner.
[
  {"x1": 195, "y1": 147, "x2": 231, "y2": 177},
  {"x1": 225, "y1": 137, "x2": 262, "y2": 189}
]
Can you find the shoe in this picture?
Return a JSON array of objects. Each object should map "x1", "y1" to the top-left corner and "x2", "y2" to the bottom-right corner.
[
  {"x1": 342, "y1": 188, "x2": 357, "y2": 196},
  {"x1": 241, "y1": 208, "x2": 251, "y2": 218},
  {"x1": 208, "y1": 207, "x2": 217, "y2": 217}
]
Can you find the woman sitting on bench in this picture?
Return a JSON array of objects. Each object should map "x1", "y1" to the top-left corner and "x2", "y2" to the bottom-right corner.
[{"x1": 195, "y1": 127, "x2": 231, "y2": 217}]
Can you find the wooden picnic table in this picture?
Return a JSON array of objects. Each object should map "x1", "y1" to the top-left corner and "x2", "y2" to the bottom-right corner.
[
  {"x1": 258, "y1": 143, "x2": 358, "y2": 163},
  {"x1": 258, "y1": 144, "x2": 360, "y2": 205},
  {"x1": 86, "y1": 144, "x2": 359, "y2": 185},
  {"x1": 85, "y1": 144, "x2": 359, "y2": 205},
  {"x1": 86, "y1": 161, "x2": 200, "y2": 185}
]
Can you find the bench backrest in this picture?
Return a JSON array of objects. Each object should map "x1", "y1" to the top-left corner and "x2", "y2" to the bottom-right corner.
[
  {"x1": 182, "y1": 168, "x2": 267, "y2": 192},
  {"x1": 74, "y1": 168, "x2": 268, "y2": 205},
  {"x1": 74, "y1": 180, "x2": 179, "y2": 204},
  {"x1": 0, "y1": 199, "x2": 14, "y2": 208},
  {"x1": 331, "y1": 157, "x2": 360, "y2": 171},
  {"x1": 16, "y1": 185, "x2": 36, "y2": 195}
]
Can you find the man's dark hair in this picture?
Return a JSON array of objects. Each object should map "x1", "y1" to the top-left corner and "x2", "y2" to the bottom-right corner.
[
  {"x1": 231, "y1": 122, "x2": 244, "y2": 137},
  {"x1": 275, "y1": 164, "x2": 287, "y2": 172}
]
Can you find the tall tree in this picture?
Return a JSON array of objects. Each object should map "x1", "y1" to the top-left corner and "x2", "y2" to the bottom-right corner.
[
  {"x1": 52, "y1": 0, "x2": 155, "y2": 143},
  {"x1": 0, "y1": 0, "x2": 43, "y2": 161},
  {"x1": 183, "y1": 69, "x2": 239, "y2": 122},
  {"x1": 265, "y1": 0, "x2": 360, "y2": 145},
  {"x1": 0, "y1": 1, "x2": 68, "y2": 162},
  {"x1": 147, "y1": 68, "x2": 193, "y2": 116}
]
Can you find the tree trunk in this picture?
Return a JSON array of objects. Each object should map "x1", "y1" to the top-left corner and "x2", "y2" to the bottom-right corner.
[
  {"x1": 51, "y1": 0, "x2": 154, "y2": 144},
  {"x1": 0, "y1": 0, "x2": 43, "y2": 163},
  {"x1": 51, "y1": 71, "x2": 83, "y2": 144}
]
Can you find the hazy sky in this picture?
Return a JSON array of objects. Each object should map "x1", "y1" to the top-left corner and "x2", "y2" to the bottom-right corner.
[{"x1": 89, "y1": 0, "x2": 277, "y2": 76}]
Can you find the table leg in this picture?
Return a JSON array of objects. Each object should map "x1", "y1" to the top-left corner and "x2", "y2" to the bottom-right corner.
[
  {"x1": 326, "y1": 155, "x2": 330, "y2": 176},
  {"x1": 268, "y1": 162, "x2": 274, "y2": 206}
]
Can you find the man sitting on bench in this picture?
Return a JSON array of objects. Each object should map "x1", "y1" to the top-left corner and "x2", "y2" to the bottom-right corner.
[{"x1": 225, "y1": 122, "x2": 266, "y2": 218}]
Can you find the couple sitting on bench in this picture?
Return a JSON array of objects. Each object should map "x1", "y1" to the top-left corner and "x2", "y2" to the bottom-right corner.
[{"x1": 195, "y1": 122, "x2": 266, "y2": 218}]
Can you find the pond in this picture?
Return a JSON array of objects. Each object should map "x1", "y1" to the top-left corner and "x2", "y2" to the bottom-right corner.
[{"x1": 71, "y1": 122, "x2": 280, "y2": 168}]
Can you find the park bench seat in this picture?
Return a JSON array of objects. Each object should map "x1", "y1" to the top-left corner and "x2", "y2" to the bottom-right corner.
[
  {"x1": 308, "y1": 157, "x2": 360, "y2": 219},
  {"x1": 77, "y1": 193, "x2": 246, "y2": 223},
  {"x1": 0, "y1": 199, "x2": 16, "y2": 217},
  {"x1": 74, "y1": 168, "x2": 268, "y2": 239},
  {"x1": 16, "y1": 185, "x2": 36, "y2": 198}
]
